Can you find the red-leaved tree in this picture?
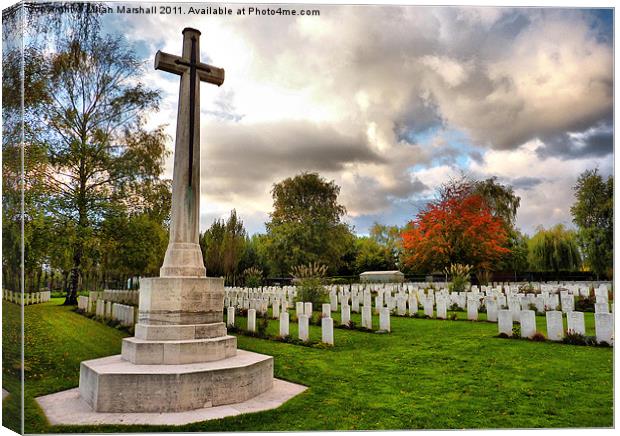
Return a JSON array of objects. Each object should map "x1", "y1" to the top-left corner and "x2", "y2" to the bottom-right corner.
[{"x1": 401, "y1": 194, "x2": 510, "y2": 273}]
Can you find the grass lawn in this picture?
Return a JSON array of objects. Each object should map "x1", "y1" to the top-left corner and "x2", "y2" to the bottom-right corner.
[{"x1": 2, "y1": 298, "x2": 613, "y2": 432}]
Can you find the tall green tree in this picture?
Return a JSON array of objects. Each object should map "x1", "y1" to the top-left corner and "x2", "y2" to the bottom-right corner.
[
  {"x1": 200, "y1": 219, "x2": 226, "y2": 277},
  {"x1": 369, "y1": 222, "x2": 402, "y2": 268},
  {"x1": 264, "y1": 172, "x2": 355, "y2": 276},
  {"x1": 571, "y1": 169, "x2": 613, "y2": 279},
  {"x1": 33, "y1": 28, "x2": 167, "y2": 304},
  {"x1": 100, "y1": 213, "x2": 168, "y2": 284},
  {"x1": 527, "y1": 225, "x2": 582, "y2": 273},
  {"x1": 353, "y1": 236, "x2": 396, "y2": 273},
  {"x1": 199, "y1": 210, "x2": 247, "y2": 284},
  {"x1": 496, "y1": 229, "x2": 530, "y2": 278},
  {"x1": 439, "y1": 175, "x2": 520, "y2": 227}
]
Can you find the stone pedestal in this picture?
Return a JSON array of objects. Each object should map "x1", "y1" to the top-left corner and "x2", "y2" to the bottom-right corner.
[
  {"x1": 78, "y1": 276, "x2": 274, "y2": 413},
  {"x1": 79, "y1": 351, "x2": 273, "y2": 413}
]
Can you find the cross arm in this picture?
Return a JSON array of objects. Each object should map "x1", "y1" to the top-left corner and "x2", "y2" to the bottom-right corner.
[{"x1": 154, "y1": 50, "x2": 225, "y2": 86}]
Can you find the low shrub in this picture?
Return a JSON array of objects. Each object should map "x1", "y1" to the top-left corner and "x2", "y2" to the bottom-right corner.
[
  {"x1": 531, "y1": 331, "x2": 546, "y2": 342},
  {"x1": 334, "y1": 320, "x2": 375, "y2": 333},
  {"x1": 310, "y1": 312, "x2": 322, "y2": 326},
  {"x1": 518, "y1": 283, "x2": 536, "y2": 294},
  {"x1": 291, "y1": 263, "x2": 329, "y2": 309},
  {"x1": 575, "y1": 296, "x2": 595, "y2": 312},
  {"x1": 243, "y1": 266, "x2": 263, "y2": 288},
  {"x1": 563, "y1": 331, "x2": 597, "y2": 346},
  {"x1": 446, "y1": 263, "x2": 472, "y2": 293}
]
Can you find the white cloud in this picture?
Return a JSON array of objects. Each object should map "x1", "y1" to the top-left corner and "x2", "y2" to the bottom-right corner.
[{"x1": 100, "y1": 6, "x2": 613, "y2": 235}]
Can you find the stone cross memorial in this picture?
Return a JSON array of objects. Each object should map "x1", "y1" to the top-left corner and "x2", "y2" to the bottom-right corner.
[
  {"x1": 155, "y1": 28, "x2": 224, "y2": 277},
  {"x1": 76, "y1": 28, "x2": 276, "y2": 415}
]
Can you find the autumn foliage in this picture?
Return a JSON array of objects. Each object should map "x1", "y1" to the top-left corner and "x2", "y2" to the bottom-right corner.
[{"x1": 401, "y1": 193, "x2": 510, "y2": 272}]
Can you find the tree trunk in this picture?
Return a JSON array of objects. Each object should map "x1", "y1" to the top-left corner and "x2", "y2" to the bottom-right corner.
[
  {"x1": 36, "y1": 267, "x2": 42, "y2": 291},
  {"x1": 65, "y1": 244, "x2": 82, "y2": 305}
]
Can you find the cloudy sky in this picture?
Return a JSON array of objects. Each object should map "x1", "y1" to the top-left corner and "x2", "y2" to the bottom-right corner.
[{"x1": 100, "y1": 2, "x2": 613, "y2": 236}]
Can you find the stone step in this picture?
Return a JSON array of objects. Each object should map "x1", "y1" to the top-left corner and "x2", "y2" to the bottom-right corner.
[
  {"x1": 79, "y1": 350, "x2": 273, "y2": 413},
  {"x1": 121, "y1": 335, "x2": 237, "y2": 365},
  {"x1": 134, "y1": 322, "x2": 227, "y2": 341}
]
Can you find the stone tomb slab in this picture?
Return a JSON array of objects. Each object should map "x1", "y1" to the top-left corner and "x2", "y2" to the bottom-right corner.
[{"x1": 36, "y1": 378, "x2": 307, "y2": 426}]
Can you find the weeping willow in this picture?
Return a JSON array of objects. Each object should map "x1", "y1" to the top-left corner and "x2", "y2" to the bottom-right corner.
[{"x1": 527, "y1": 224, "x2": 582, "y2": 272}]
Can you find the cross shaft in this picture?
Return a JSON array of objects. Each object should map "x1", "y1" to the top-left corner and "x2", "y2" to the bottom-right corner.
[{"x1": 155, "y1": 27, "x2": 225, "y2": 278}]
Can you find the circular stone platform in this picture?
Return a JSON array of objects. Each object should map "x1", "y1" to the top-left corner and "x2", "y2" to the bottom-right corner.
[
  {"x1": 36, "y1": 378, "x2": 307, "y2": 426},
  {"x1": 78, "y1": 349, "x2": 274, "y2": 413}
]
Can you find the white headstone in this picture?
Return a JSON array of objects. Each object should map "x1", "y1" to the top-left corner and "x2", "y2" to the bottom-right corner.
[
  {"x1": 497, "y1": 294, "x2": 507, "y2": 309},
  {"x1": 467, "y1": 298, "x2": 478, "y2": 321},
  {"x1": 363, "y1": 291, "x2": 372, "y2": 307},
  {"x1": 408, "y1": 295, "x2": 418, "y2": 316},
  {"x1": 341, "y1": 304, "x2": 351, "y2": 325},
  {"x1": 362, "y1": 306, "x2": 372, "y2": 329},
  {"x1": 567, "y1": 311, "x2": 585, "y2": 335},
  {"x1": 486, "y1": 299, "x2": 498, "y2": 322},
  {"x1": 296, "y1": 301, "x2": 304, "y2": 318},
  {"x1": 227, "y1": 306, "x2": 235, "y2": 327},
  {"x1": 247, "y1": 308, "x2": 256, "y2": 332},
  {"x1": 545, "y1": 311, "x2": 564, "y2": 341},
  {"x1": 595, "y1": 302, "x2": 609, "y2": 313},
  {"x1": 298, "y1": 314, "x2": 309, "y2": 341},
  {"x1": 321, "y1": 317, "x2": 334, "y2": 345},
  {"x1": 330, "y1": 293, "x2": 338, "y2": 311},
  {"x1": 423, "y1": 297, "x2": 433, "y2": 317},
  {"x1": 520, "y1": 310, "x2": 536, "y2": 338},
  {"x1": 379, "y1": 307, "x2": 391, "y2": 332},
  {"x1": 595, "y1": 295, "x2": 608, "y2": 304},
  {"x1": 304, "y1": 302, "x2": 313, "y2": 316},
  {"x1": 377, "y1": 291, "x2": 384, "y2": 307},
  {"x1": 351, "y1": 295, "x2": 360, "y2": 313},
  {"x1": 560, "y1": 295, "x2": 574, "y2": 313},
  {"x1": 272, "y1": 301, "x2": 280, "y2": 319},
  {"x1": 594, "y1": 313, "x2": 613, "y2": 345},
  {"x1": 279, "y1": 312, "x2": 290, "y2": 337},
  {"x1": 435, "y1": 298, "x2": 447, "y2": 319},
  {"x1": 498, "y1": 309, "x2": 513, "y2": 336},
  {"x1": 396, "y1": 296, "x2": 407, "y2": 316},
  {"x1": 322, "y1": 303, "x2": 331, "y2": 317}
]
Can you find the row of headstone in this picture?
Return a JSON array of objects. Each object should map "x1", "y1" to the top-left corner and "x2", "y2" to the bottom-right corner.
[
  {"x1": 94, "y1": 299, "x2": 137, "y2": 326},
  {"x1": 2, "y1": 290, "x2": 51, "y2": 305},
  {"x1": 77, "y1": 295, "x2": 89, "y2": 310},
  {"x1": 112, "y1": 303, "x2": 136, "y2": 327},
  {"x1": 225, "y1": 282, "x2": 612, "y2": 323},
  {"x1": 497, "y1": 309, "x2": 614, "y2": 345},
  {"x1": 101, "y1": 289, "x2": 139, "y2": 306},
  {"x1": 227, "y1": 302, "x2": 342, "y2": 345}
]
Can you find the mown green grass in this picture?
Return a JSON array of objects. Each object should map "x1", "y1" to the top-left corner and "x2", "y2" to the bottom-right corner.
[{"x1": 2, "y1": 299, "x2": 613, "y2": 432}]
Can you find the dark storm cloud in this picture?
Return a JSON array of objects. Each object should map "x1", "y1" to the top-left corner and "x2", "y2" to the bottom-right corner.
[
  {"x1": 509, "y1": 176, "x2": 545, "y2": 191},
  {"x1": 536, "y1": 123, "x2": 614, "y2": 160},
  {"x1": 201, "y1": 120, "x2": 385, "y2": 200}
]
